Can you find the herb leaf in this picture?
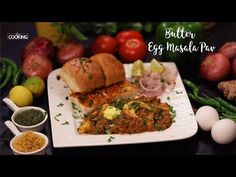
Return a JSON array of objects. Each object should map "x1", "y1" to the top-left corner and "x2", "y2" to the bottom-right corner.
[
  {"x1": 107, "y1": 136, "x2": 115, "y2": 143},
  {"x1": 88, "y1": 73, "x2": 93, "y2": 80},
  {"x1": 57, "y1": 103, "x2": 64, "y2": 107},
  {"x1": 61, "y1": 121, "x2": 69, "y2": 125}
]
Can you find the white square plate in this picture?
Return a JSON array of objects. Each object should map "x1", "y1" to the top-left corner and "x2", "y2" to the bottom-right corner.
[{"x1": 47, "y1": 63, "x2": 198, "y2": 148}]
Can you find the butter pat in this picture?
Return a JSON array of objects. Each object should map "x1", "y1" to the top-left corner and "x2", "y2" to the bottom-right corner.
[{"x1": 103, "y1": 106, "x2": 121, "y2": 120}]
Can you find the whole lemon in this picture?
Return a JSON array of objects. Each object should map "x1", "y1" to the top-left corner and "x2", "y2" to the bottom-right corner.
[
  {"x1": 23, "y1": 76, "x2": 45, "y2": 98},
  {"x1": 9, "y1": 86, "x2": 33, "y2": 107}
]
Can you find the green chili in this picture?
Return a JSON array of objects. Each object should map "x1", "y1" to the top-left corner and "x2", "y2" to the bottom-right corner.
[
  {"x1": 188, "y1": 93, "x2": 220, "y2": 108},
  {"x1": 183, "y1": 79, "x2": 199, "y2": 97},
  {"x1": 0, "y1": 65, "x2": 13, "y2": 89},
  {"x1": 12, "y1": 67, "x2": 23, "y2": 86},
  {"x1": 221, "y1": 113, "x2": 236, "y2": 121},
  {"x1": 188, "y1": 93, "x2": 236, "y2": 116},
  {"x1": 1, "y1": 57, "x2": 17, "y2": 75},
  {"x1": 215, "y1": 97, "x2": 236, "y2": 113},
  {"x1": 0, "y1": 59, "x2": 7, "y2": 81}
]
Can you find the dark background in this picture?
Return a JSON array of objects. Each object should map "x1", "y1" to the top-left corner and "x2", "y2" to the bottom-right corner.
[{"x1": 1, "y1": 22, "x2": 236, "y2": 155}]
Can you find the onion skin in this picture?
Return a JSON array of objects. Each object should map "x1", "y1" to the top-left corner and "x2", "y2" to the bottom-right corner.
[
  {"x1": 22, "y1": 37, "x2": 54, "y2": 60},
  {"x1": 200, "y1": 53, "x2": 231, "y2": 82},
  {"x1": 57, "y1": 41, "x2": 85, "y2": 65},
  {"x1": 232, "y1": 58, "x2": 236, "y2": 79},
  {"x1": 219, "y1": 42, "x2": 236, "y2": 61}
]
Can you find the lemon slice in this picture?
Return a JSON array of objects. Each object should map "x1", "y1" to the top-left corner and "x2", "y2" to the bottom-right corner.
[
  {"x1": 131, "y1": 60, "x2": 145, "y2": 77},
  {"x1": 150, "y1": 58, "x2": 166, "y2": 73}
]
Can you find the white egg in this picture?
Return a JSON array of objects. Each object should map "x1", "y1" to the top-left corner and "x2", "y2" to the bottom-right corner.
[
  {"x1": 211, "y1": 119, "x2": 236, "y2": 145},
  {"x1": 195, "y1": 106, "x2": 219, "y2": 131}
]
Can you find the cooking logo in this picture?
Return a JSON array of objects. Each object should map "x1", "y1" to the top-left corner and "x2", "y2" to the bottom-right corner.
[{"x1": 7, "y1": 33, "x2": 29, "y2": 40}]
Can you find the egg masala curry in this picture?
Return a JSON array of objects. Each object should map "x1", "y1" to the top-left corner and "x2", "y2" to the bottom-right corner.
[{"x1": 78, "y1": 96, "x2": 174, "y2": 134}]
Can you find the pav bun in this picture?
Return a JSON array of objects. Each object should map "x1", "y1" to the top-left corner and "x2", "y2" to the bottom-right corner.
[
  {"x1": 59, "y1": 54, "x2": 125, "y2": 93},
  {"x1": 59, "y1": 57, "x2": 105, "y2": 93},
  {"x1": 90, "y1": 53, "x2": 125, "y2": 87}
]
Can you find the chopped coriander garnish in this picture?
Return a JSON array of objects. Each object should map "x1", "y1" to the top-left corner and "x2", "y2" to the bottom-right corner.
[
  {"x1": 61, "y1": 121, "x2": 69, "y2": 125},
  {"x1": 169, "y1": 106, "x2": 176, "y2": 119},
  {"x1": 56, "y1": 113, "x2": 62, "y2": 117},
  {"x1": 129, "y1": 102, "x2": 140, "y2": 109},
  {"x1": 112, "y1": 99, "x2": 125, "y2": 110},
  {"x1": 155, "y1": 109, "x2": 163, "y2": 120},
  {"x1": 54, "y1": 117, "x2": 59, "y2": 121},
  {"x1": 107, "y1": 136, "x2": 115, "y2": 143},
  {"x1": 95, "y1": 128, "x2": 100, "y2": 134},
  {"x1": 54, "y1": 113, "x2": 62, "y2": 121},
  {"x1": 160, "y1": 78, "x2": 165, "y2": 83},
  {"x1": 175, "y1": 91, "x2": 183, "y2": 94},
  {"x1": 108, "y1": 120, "x2": 113, "y2": 125},
  {"x1": 96, "y1": 105, "x2": 102, "y2": 110},
  {"x1": 57, "y1": 103, "x2": 64, "y2": 107},
  {"x1": 72, "y1": 103, "x2": 81, "y2": 111},
  {"x1": 150, "y1": 104, "x2": 155, "y2": 113},
  {"x1": 154, "y1": 123, "x2": 161, "y2": 130},
  {"x1": 143, "y1": 118, "x2": 147, "y2": 126},
  {"x1": 72, "y1": 115, "x2": 79, "y2": 119},
  {"x1": 105, "y1": 129, "x2": 111, "y2": 134},
  {"x1": 88, "y1": 73, "x2": 93, "y2": 80},
  {"x1": 80, "y1": 95, "x2": 87, "y2": 101},
  {"x1": 89, "y1": 101, "x2": 94, "y2": 108},
  {"x1": 167, "y1": 96, "x2": 170, "y2": 100},
  {"x1": 72, "y1": 103, "x2": 77, "y2": 109},
  {"x1": 123, "y1": 89, "x2": 128, "y2": 92}
]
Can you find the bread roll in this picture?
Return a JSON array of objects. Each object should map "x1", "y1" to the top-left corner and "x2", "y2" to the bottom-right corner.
[
  {"x1": 59, "y1": 57, "x2": 105, "y2": 93},
  {"x1": 91, "y1": 53, "x2": 125, "y2": 86}
]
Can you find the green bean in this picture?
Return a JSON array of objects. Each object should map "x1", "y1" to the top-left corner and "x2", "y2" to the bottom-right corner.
[
  {"x1": 12, "y1": 67, "x2": 23, "y2": 86},
  {"x1": 0, "y1": 59, "x2": 7, "y2": 81},
  {"x1": 215, "y1": 97, "x2": 236, "y2": 113},
  {"x1": 0, "y1": 57, "x2": 17, "y2": 75},
  {"x1": 0, "y1": 65, "x2": 13, "y2": 89},
  {"x1": 183, "y1": 79, "x2": 199, "y2": 97}
]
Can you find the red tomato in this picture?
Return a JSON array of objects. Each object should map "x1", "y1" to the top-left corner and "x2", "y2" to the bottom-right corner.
[
  {"x1": 119, "y1": 38, "x2": 147, "y2": 63},
  {"x1": 115, "y1": 30, "x2": 144, "y2": 45},
  {"x1": 23, "y1": 54, "x2": 53, "y2": 80},
  {"x1": 92, "y1": 35, "x2": 117, "y2": 54}
]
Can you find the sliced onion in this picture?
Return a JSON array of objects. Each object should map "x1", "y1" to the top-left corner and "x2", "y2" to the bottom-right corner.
[
  {"x1": 162, "y1": 64, "x2": 178, "y2": 83},
  {"x1": 139, "y1": 77, "x2": 164, "y2": 97},
  {"x1": 137, "y1": 63, "x2": 178, "y2": 97}
]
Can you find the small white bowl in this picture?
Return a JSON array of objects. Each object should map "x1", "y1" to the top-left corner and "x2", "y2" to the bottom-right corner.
[
  {"x1": 3, "y1": 98, "x2": 48, "y2": 132},
  {"x1": 5, "y1": 121, "x2": 49, "y2": 155}
]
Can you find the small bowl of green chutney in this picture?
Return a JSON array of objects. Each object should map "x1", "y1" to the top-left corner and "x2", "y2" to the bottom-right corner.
[{"x1": 3, "y1": 98, "x2": 48, "y2": 132}]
